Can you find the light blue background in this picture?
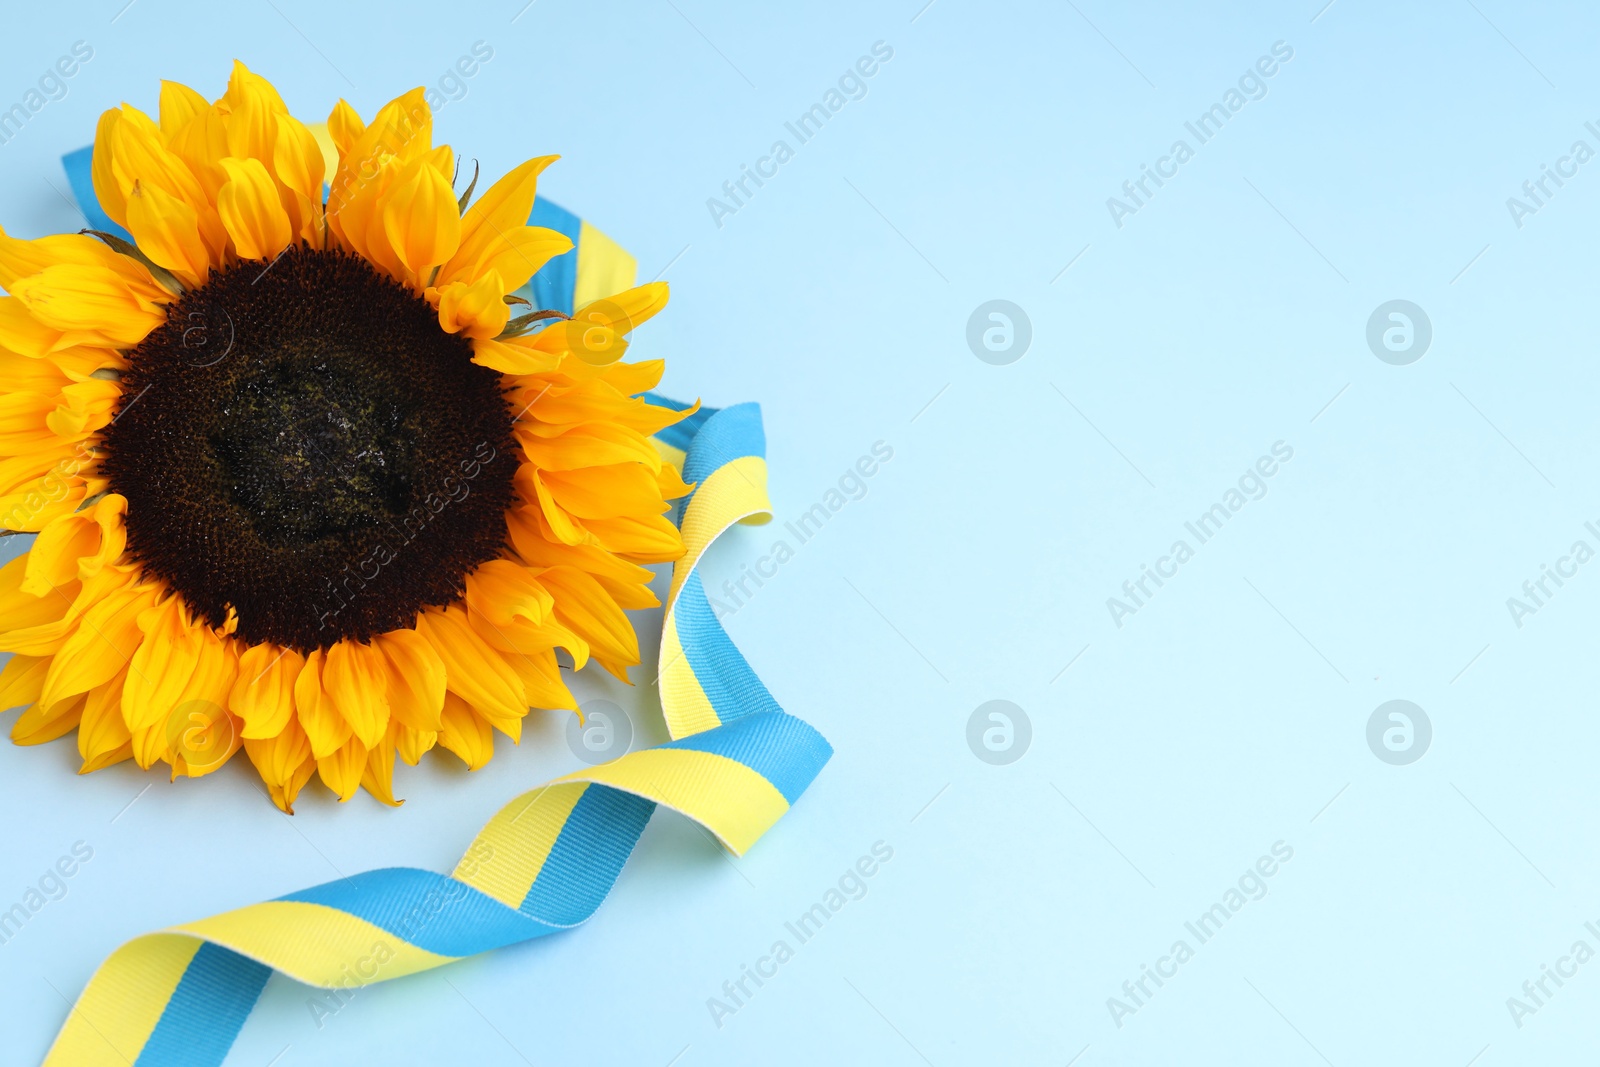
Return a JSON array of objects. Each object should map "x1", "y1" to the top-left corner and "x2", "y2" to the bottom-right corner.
[{"x1": 2, "y1": 0, "x2": 1599, "y2": 1063}]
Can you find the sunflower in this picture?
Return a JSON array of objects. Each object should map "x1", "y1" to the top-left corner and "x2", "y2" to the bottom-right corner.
[{"x1": 0, "y1": 62, "x2": 693, "y2": 811}]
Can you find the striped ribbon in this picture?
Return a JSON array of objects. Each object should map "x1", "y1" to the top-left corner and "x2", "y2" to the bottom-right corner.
[{"x1": 42, "y1": 151, "x2": 831, "y2": 1065}]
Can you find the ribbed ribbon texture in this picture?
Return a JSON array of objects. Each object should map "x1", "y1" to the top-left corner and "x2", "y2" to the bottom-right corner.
[{"x1": 42, "y1": 150, "x2": 830, "y2": 1067}]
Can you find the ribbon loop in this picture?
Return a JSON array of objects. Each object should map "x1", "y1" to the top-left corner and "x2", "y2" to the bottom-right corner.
[{"x1": 43, "y1": 393, "x2": 829, "y2": 1065}]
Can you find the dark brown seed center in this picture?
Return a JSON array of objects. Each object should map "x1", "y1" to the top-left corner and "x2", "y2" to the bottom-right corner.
[{"x1": 100, "y1": 245, "x2": 517, "y2": 651}]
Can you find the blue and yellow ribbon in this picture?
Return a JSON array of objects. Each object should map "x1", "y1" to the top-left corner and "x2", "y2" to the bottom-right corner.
[{"x1": 44, "y1": 153, "x2": 830, "y2": 1066}]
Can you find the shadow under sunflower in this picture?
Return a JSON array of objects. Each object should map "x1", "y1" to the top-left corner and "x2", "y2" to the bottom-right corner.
[{"x1": 0, "y1": 61, "x2": 696, "y2": 811}]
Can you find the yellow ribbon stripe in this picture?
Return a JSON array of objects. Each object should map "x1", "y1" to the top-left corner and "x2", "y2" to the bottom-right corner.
[
  {"x1": 41, "y1": 395, "x2": 830, "y2": 1066},
  {"x1": 38, "y1": 163, "x2": 830, "y2": 1065}
]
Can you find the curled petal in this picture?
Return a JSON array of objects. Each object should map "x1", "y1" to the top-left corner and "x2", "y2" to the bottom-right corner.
[
  {"x1": 435, "y1": 271, "x2": 509, "y2": 339},
  {"x1": 217, "y1": 157, "x2": 293, "y2": 261}
]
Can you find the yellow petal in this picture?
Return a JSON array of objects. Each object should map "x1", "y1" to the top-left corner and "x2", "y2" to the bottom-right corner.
[
  {"x1": 223, "y1": 61, "x2": 289, "y2": 113},
  {"x1": 78, "y1": 669, "x2": 132, "y2": 773},
  {"x1": 501, "y1": 647, "x2": 576, "y2": 712},
  {"x1": 294, "y1": 647, "x2": 350, "y2": 758},
  {"x1": 327, "y1": 88, "x2": 431, "y2": 256},
  {"x1": 0, "y1": 347, "x2": 71, "y2": 392},
  {"x1": 471, "y1": 336, "x2": 561, "y2": 376},
  {"x1": 435, "y1": 271, "x2": 510, "y2": 339},
  {"x1": 242, "y1": 716, "x2": 315, "y2": 812},
  {"x1": 271, "y1": 113, "x2": 327, "y2": 244},
  {"x1": 514, "y1": 421, "x2": 663, "y2": 473},
  {"x1": 10, "y1": 263, "x2": 166, "y2": 348},
  {"x1": 437, "y1": 692, "x2": 493, "y2": 770},
  {"x1": 0, "y1": 394, "x2": 66, "y2": 457},
  {"x1": 376, "y1": 627, "x2": 444, "y2": 733},
  {"x1": 166, "y1": 102, "x2": 232, "y2": 203},
  {"x1": 36, "y1": 577, "x2": 152, "y2": 710},
  {"x1": 326, "y1": 99, "x2": 365, "y2": 157},
  {"x1": 393, "y1": 721, "x2": 437, "y2": 765},
  {"x1": 518, "y1": 467, "x2": 589, "y2": 546},
  {"x1": 465, "y1": 602, "x2": 584, "y2": 667},
  {"x1": 418, "y1": 607, "x2": 527, "y2": 723},
  {"x1": 24, "y1": 511, "x2": 100, "y2": 596},
  {"x1": 541, "y1": 462, "x2": 666, "y2": 520},
  {"x1": 231, "y1": 642, "x2": 303, "y2": 739},
  {"x1": 168, "y1": 669, "x2": 241, "y2": 780},
  {"x1": 360, "y1": 725, "x2": 404, "y2": 807},
  {"x1": 463, "y1": 559, "x2": 555, "y2": 628},
  {"x1": 441, "y1": 156, "x2": 557, "y2": 287},
  {"x1": 0, "y1": 298, "x2": 71, "y2": 358},
  {"x1": 538, "y1": 283, "x2": 669, "y2": 367},
  {"x1": 104, "y1": 104, "x2": 229, "y2": 260},
  {"x1": 0, "y1": 552, "x2": 84, "y2": 655},
  {"x1": 0, "y1": 443, "x2": 97, "y2": 533},
  {"x1": 357, "y1": 89, "x2": 432, "y2": 169},
  {"x1": 381, "y1": 155, "x2": 461, "y2": 280},
  {"x1": 158, "y1": 80, "x2": 209, "y2": 138},
  {"x1": 125, "y1": 180, "x2": 212, "y2": 286},
  {"x1": 79, "y1": 494, "x2": 128, "y2": 578},
  {"x1": 321, "y1": 639, "x2": 390, "y2": 749},
  {"x1": 0, "y1": 653, "x2": 48, "y2": 710},
  {"x1": 0, "y1": 227, "x2": 118, "y2": 291},
  {"x1": 91, "y1": 109, "x2": 128, "y2": 228},
  {"x1": 505, "y1": 514, "x2": 659, "y2": 609},
  {"x1": 584, "y1": 512, "x2": 685, "y2": 563},
  {"x1": 105, "y1": 105, "x2": 211, "y2": 218},
  {"x1": 121, "y1": 595, "x2": 200, "y2": 759},
  {"x1": 80, "y1": 740, "x2": 133, "y2": 775},
  {"x1": 122, "y1": 597, "x2": 236, "y2": 772},
  {"x1": 11, "y1": 692, "x2": 84, "y2": 745},
  {"x1": 465, "y1": 226, "x2": 571, "y2": 295},
  {"x1": 220, "y1": 60, "x2": 288, "y2": 161},
  {"x1": 316, "y1": 736, "x2": 367, "y2": 801},
  {"x1": 22, "y1": 492, "x2": 124, "y2": 598},
  {"x1": 46, "y1": 379, "x2": 123, "y2": 440},
  {"x1": 217, "y1": 157, "x2": 293, "y2": 261},
  {"x1": 656, "y1": 460, "x2": 694, "y2": 502},
  {"x1": 327, "y1": 154, "x2": 403, "y2": 276},
  {"x1": 542, "y1": 566, "x2": 639, "y2": 674}
]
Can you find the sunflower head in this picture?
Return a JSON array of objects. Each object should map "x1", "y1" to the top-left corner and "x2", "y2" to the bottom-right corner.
[{"x1": 0, "y1": 61, "x2": 694, "y2": 811}]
